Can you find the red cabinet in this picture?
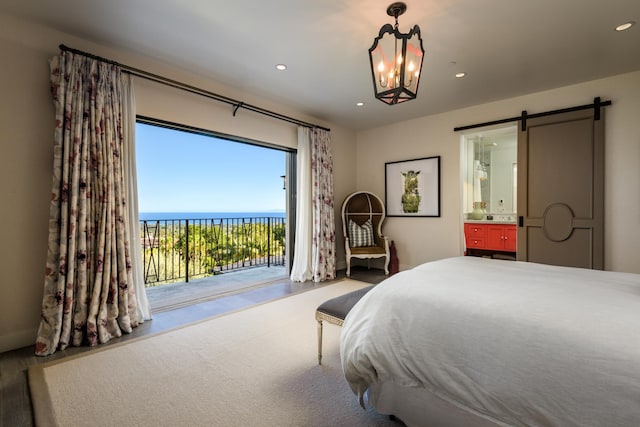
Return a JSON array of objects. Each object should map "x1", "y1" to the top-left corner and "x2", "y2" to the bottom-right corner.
[
  {"x1": 504, "y1": 226, "x2": 517, "y2": 251},
  {"x1": 487, "y1": 224, "x2": 517, "y2": 251},
  {"x1": 465, "y1": 223, "x2": 486, "y2": 249},
  {"x1": 465, "y1": 223, "x2": 516, "y2": 253}
]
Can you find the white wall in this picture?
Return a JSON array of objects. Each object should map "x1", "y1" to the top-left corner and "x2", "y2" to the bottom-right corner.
[
  {"x1": 0, "y1": 13, "x2": 357, "y2": 353},
  {"x1": 2, "y1": 10, "x2": 639, "y2": 353},
  {"x1": 356, "y1": 71, "x2": 640, "y2": 272}
]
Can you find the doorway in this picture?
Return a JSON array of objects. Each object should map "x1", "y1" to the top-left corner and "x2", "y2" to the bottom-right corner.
[
  {"x1": 461, "y1": 126, "x2": 518, "y2": 259},
  {"x1": 459, "y1": 99, "x2": 607, "y2": 268},
  {"x1": 135, "y1": 118, "x2": 295, "y2": 310}
]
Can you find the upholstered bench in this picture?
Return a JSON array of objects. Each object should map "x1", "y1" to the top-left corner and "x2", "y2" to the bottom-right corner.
[{"x1": 315, "y1": 286, "x2": 374, "y2": 365}]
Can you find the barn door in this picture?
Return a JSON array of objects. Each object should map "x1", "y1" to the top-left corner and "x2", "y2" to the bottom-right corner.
[{"x1": 516, "y1": 108, "x2": 604, "y2": 269}]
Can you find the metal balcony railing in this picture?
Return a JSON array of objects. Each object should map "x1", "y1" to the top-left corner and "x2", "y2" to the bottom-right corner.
[{"x1": 140, "y1": 216, "x2": 286, "y2": 286}]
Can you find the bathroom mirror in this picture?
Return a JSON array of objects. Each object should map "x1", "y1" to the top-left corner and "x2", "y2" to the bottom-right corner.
[{"x1": 462, "y1": 126, "x2": 517, "y2": 215}]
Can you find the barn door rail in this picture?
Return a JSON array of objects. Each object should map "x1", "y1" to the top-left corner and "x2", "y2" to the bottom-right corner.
[{"x1": 453, "y1": 97, "x2": 611, "y2": 132}]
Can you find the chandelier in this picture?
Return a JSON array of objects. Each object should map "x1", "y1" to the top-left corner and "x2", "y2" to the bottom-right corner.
[{"x1": 368, "y1": 2, "x2": 425, "y2": 105}]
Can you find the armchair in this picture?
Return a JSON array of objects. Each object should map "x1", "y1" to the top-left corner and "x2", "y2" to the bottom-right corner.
[{"x1": 341, "y1": 191, "x2": 390, "y2": 277}]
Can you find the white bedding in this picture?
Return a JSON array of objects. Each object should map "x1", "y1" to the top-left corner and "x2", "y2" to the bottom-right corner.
[{"x1": 340, "y1": 257, "x2": 640, "y2": 427}]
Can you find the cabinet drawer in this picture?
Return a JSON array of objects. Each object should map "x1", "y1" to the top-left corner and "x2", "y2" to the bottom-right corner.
[
  {"x1": 467, "y1": 238, "x2": 485, "y2": 248},
  {"x1": 465, "y1": 223, "x2": 487, "y2": 237}
]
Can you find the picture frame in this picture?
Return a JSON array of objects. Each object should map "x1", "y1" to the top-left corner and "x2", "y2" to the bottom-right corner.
[{"x1": 385, "y1": 156, "x2": 441, "y2": 217}]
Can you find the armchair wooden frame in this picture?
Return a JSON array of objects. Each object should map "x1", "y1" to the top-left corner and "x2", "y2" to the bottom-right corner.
[{"x1": 342, "y1": 191, "x2": 390, "y2": 277}]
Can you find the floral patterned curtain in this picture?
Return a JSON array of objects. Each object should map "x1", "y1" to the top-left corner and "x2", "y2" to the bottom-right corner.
[
  {"x1": 310, "y1": 128, "x2": 336, "y2": 281},
  {"x1": 290, "y1": 127, "x2": 336, "y2": 282},
  {"x1": 35, "y1": 52, "x2": 140, "y2": 356}
]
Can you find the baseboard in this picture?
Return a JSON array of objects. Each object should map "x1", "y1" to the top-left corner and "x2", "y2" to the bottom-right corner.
[
  {"x1": 398, "y1": 263, "x2": 412, "y2": 272},
  {"x1": 0, "y1": 327, "x2": 37, "y2": 354}
]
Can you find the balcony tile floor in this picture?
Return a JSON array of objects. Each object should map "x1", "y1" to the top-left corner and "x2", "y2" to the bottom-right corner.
[{"x1": 146, "y1": 266, "x2": 288, "y2": 312}]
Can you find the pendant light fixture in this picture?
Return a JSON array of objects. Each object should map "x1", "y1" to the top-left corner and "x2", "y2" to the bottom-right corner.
[{"x1": 369, "y1": 2, "x2": 425, "y2": 105}]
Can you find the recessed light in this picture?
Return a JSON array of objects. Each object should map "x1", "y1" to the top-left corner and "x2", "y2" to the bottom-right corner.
[
  {"x1": 455, "y1": 72, "x2": 467, "y2": 78},
  {"x1": 356, "y1": 102, "x2": 364, "y2": 107},
  {"x1": 615, "y1": 21, "x2": 635, "y2": 31},
  {"x1": 275, "y1": 64, "x2": 287, "y2": 71}
]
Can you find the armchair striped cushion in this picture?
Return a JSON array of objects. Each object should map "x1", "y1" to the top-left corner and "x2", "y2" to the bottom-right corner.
[{"x1": 348, "y1": 219, "x2": 374, "y2": 247}]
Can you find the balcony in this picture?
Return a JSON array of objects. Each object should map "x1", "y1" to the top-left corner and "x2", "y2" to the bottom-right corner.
[{"x1": 140, "y1": 215, "x2": 287, "y2": 310}]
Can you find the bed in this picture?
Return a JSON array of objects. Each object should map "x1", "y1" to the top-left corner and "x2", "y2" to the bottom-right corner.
[{"x1": 340, "y1": 256, "x2": 640, "y2": 427}]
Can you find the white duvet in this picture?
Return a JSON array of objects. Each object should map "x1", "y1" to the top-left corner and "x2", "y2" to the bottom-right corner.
[{"x1": 340, "y1": 257, "x2": 640, "y2": 427}]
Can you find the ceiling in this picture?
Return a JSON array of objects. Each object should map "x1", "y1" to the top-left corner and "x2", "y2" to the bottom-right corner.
[{"x1": 1, "y1": 0, "x2": 639, "y2": 131}]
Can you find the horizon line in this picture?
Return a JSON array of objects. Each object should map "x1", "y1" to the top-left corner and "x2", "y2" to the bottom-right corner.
[{"x1": 139, "y1": 210, "x2": 285, "y2": 213}]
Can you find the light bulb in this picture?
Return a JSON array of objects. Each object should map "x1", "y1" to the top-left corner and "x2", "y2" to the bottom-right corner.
[
  {"x1": 402, "y1": 62, "x2": 417, "y2": 88},
  {"x1": 378, "y1": 61, "x2": 386, "y2": 87}
]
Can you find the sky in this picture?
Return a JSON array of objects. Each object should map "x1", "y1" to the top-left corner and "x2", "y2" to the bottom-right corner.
[{"x1": 136, "y1": 123, "x2": 286, "y2": 213}]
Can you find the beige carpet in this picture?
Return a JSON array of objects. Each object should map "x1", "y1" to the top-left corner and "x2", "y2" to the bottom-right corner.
[{"x1": 29, "y1": 280, "x2": 398, "y2": 427}]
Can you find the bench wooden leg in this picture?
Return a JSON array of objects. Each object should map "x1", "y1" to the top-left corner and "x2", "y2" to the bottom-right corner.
[{"x1": 317, "y1": 319, "x2": 323, "y2": 365}]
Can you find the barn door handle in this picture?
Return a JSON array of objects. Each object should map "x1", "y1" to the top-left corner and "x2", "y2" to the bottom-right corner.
[{"x1": 518, "y1": 216, "x2": 524, "y2": 227}]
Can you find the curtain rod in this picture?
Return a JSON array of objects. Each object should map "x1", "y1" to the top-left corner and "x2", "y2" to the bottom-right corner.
[
  {"x1": 59, "y1": 44, "x2": 330, "y2": 132},
  {"x1": 453, "y1": 97, "x2": 611, "y2": 132}
]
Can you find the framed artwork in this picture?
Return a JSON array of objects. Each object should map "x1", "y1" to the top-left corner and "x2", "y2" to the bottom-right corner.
[{"x1": 385, "y1": 156, "x2": 441, "y2": 217}]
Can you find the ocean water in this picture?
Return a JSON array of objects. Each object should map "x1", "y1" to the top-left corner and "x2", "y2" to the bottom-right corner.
[{"x1": 139, "y1": 212, "x2": 286, "y2": 221}]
